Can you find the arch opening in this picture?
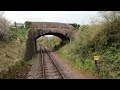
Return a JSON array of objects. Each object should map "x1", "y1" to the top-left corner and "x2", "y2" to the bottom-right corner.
[
  {"x1": 35, "y1": 32, "x2": 70, "y2": 53},
  {"x1": 35, "y1": 32, "x2": 70, "y2": 41},
  {"x1": 36, "y1": 35, "x2": 62, "y2": 52},
  {"x1": 24, "y1": 30, "x2": 71, "y2": 61}
]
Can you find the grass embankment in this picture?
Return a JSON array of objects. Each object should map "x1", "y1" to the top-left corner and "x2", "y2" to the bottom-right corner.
[
  {"x1": 54, "y1": 12, "x2": 120, "y2": 79},
  {"x1": 0, "y1": 59, "x2": 33, "y2": 79},
  {"x1": 57, "y1": 43, "x2": 99, "y2": 79},
  {"x1": 57, "y1": 20, "x2": 120, "y2": 79},
  {"x1": 0, "y1": 28, "x2": 32, "y2": 79}
]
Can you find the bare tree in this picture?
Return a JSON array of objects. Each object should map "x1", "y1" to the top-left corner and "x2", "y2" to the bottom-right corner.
[
  {"x1": 98, "y1": 11, "x2": 120, "y2": 22},
  {"x1": 0, "y1": 12, "x2": 10, "y2": 41},
  {"x1": 0, "y1": 12, "x2": 4, "y2": 16},
  {"x1": 90, "y1": 11, "x2": 120, "y2": 25}
]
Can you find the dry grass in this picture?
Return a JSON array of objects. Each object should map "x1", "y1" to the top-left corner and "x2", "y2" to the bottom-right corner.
[{"x1": 0, "y1": 38, "x2": 25, "y2": 72}]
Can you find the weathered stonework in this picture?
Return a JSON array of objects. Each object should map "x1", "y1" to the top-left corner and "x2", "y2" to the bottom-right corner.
[{"x1": 24, "y1": 22, "x2": 76, "y2": 61}]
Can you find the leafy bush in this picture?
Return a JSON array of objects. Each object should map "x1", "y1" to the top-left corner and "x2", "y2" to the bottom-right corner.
[
  {"x1": 70, "y1": 23, "x2": 80, "y2": 30},
  {"x1": 9, "y1": 28, "x2": 28, "y2": 41},
  {"x1": 24, "y1": 21, "x2": 31, "y2": 29}
]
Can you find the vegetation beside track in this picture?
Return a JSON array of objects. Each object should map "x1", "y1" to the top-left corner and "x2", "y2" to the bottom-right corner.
[
  {"x1": 40, "y1": 11, "x2": 120, "y2": 79},
  {"x1": 0, "y1": 12, "x2": 31, "y2": 78}
]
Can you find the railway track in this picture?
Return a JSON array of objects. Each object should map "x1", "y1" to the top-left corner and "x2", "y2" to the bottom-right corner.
[{"x1": 40, "y1": 44, "x2": 65, "y2": 79}]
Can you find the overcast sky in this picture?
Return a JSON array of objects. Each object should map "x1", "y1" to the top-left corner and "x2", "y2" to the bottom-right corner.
[{"x1": 3, "y1": 11, "x2": 98, "y2": 24}]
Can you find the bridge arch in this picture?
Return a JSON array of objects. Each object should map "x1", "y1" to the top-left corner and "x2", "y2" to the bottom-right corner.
[{"x1": 24, "y1": 22, "x2": 76, "y2": 61}]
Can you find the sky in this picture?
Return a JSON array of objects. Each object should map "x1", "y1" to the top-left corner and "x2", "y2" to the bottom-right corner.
[{"x1": 3, "y1": 11, "x2": 98, "y2": 25}]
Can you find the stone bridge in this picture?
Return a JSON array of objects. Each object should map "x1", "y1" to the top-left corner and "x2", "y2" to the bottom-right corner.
[{"x1": 24, "y1": 22, "x2": 76, "y2": 61}]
